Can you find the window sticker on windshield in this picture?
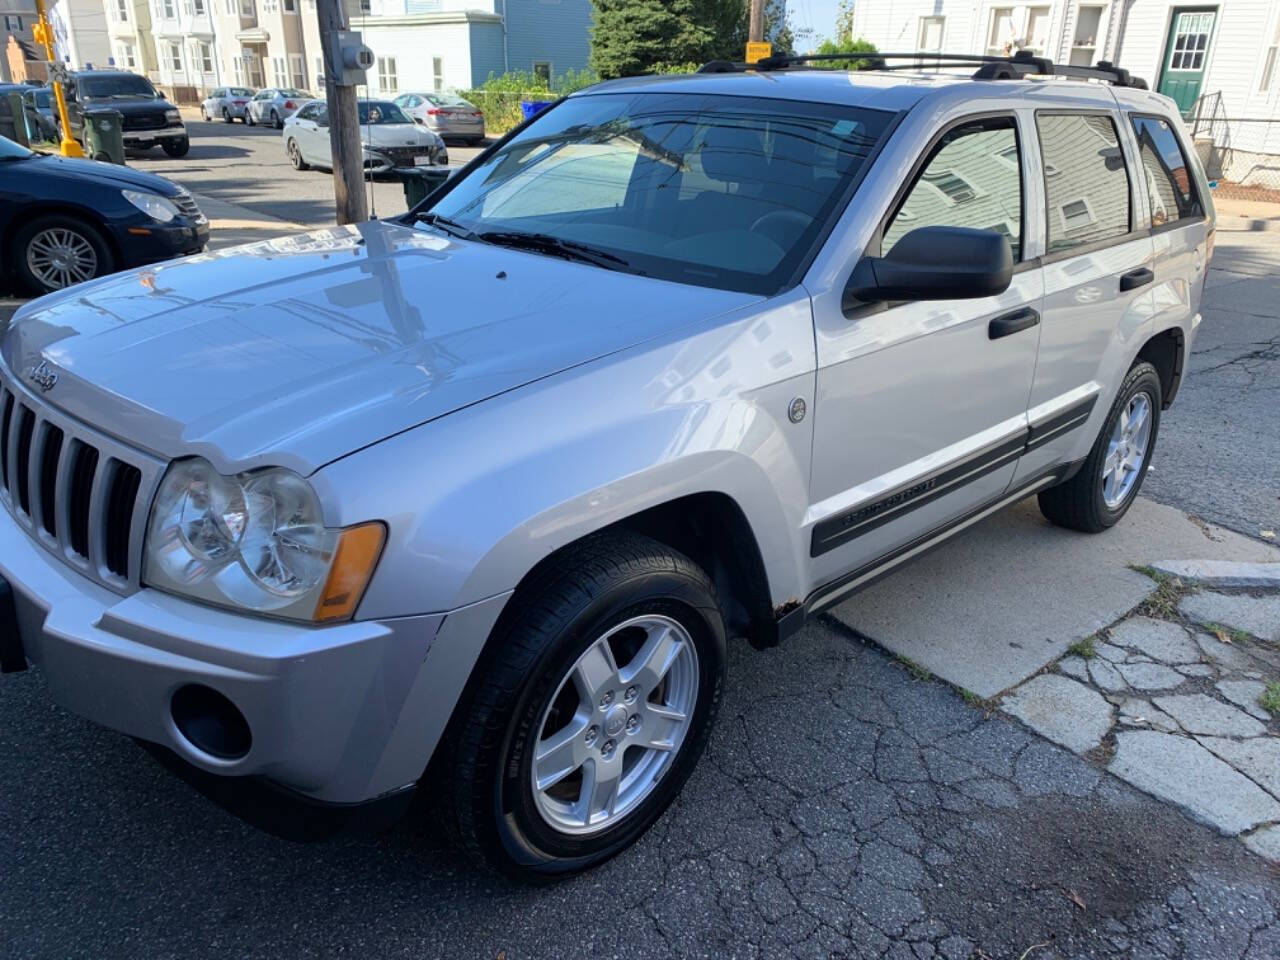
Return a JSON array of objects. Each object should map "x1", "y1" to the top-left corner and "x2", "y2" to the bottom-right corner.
[{"x1": 831, "y1": 119, "x2": 859, "y2": 136}]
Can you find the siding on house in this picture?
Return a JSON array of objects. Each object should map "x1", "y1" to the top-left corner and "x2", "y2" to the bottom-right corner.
[{"x1": 499, "y1": 0, "x2": 592, "y2": 78}]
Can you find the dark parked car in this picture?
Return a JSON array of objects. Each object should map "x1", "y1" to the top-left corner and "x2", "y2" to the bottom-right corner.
[
  {"x1": 0, "y1": 83, "x2": 57, "y2": 143},
  {"x1": 62, "y1": 71, "x2": 190, "y2": 157},
  {"x1": 0, "y1": 135, "x2": 207, "y2": 294}
]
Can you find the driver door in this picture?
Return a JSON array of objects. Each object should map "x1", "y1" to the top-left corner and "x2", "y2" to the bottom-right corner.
[{"x1": 807, "y1": 114, "x2": 1044, "y2": 592}]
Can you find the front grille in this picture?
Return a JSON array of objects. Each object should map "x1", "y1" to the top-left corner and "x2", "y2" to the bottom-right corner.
[
  {"x1": 379, "y1": 145, "x2": 433, "y2": 163},
  {"x1": 122, "y1": 113, "x2": 168, "y2": 131},
  {"x1": 0, "y1": 370, "x2": 164, "y2": 591}
]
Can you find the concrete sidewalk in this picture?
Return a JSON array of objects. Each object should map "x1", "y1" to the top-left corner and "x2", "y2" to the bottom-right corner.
[{"x1": 196, "y1": 192, "x2": 302, "y2": 249}]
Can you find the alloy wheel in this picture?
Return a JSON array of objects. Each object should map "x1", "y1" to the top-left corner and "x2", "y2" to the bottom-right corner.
[
  {"x1": 26, "y1": 227, "x2": 98, "y2": 290},
  {"x1": 530, "y1": 614, "x2": 699, "y2": 836},
  {"x1": 1102, "y1": 391, "x2": 1153, "y2": 508}
]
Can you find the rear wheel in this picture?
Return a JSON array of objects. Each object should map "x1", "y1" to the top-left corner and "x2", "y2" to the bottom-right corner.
[
  {"x1": 222, "y1": 107, "x2": 232, "y2": 123},
  {"x1": 1038, "y1": 361, "x2": 1162, "y2": 533},
  {"x1": 245, "y1": 110, "x2": 256, "y2": 127},
  {"x1": 436, "y1": 532, "x2": 725, "y2": 879},
  {"x1": 270, "y1": 109, "x2": 280, "y2": 129},
  {"x1": 14, "y1": 214, "x2": 115, "y2": 295}
]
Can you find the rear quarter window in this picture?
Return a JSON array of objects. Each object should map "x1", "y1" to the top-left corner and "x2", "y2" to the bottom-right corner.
[
  {"x1": 1036, "y1": 113, "x2": 1132, "y2": 253},
  {"x1": 1130, "y1": 115, "x2": 1203, "y2": 226}
]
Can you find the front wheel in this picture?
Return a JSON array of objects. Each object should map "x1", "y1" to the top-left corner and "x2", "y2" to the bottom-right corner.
[
  {"x1": 162, "y1": 136, "x2": 190, "y2": 157},
  {"x1": 1038, "y1": 361, "x2": 1162, "y2": 533},
  {"x1": 245, "y1": 110, "x2": 256, "y2": 127},
  {"x1": 14, "y1": 215, "x2": 116, "y2": 294},
  {"x1": 436, "y1": 532, "x2": 726, "y2": 879},
  {"x1": 222, "y1": 107, "x2": 232, "y2": 123}
]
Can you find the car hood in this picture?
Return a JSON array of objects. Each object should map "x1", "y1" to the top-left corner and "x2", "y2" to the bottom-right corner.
[
  {"x1": 3, "y1": 220, "x2": 756, "y2": 475},
  {"x1": 24, "y1": 152, "x2": 185, "y2": 196},
  {"x1": 364, "y1": 124, "x2": 438, "y2": 148}
]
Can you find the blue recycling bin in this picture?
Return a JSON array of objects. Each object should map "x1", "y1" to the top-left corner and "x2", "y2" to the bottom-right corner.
[{"x1": 520, "y1": 100, "x2": 553, "y2": 121}]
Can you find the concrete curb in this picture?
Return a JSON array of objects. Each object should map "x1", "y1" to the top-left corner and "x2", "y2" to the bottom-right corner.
[{"x1": 1149, "y1": 559, "x2": 1280, "y2": 590}]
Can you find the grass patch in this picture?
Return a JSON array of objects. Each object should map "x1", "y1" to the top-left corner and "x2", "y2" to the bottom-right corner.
[
  {"x1": 1067, "y1": 635, "x2": 1098, "y2": 660},
  {"x1": 896, "y1": 656, "x2": 932, "y2": 681},
  {"x1": 1205, "y1": 622, "x2": 1252, "y2": 646},
  {"x1": 1129, "y1": 565, "x2": 1192, "y2": 619},
  {"x1": 1260, "y1": 683, "x2": 1280, "y2": 716}
]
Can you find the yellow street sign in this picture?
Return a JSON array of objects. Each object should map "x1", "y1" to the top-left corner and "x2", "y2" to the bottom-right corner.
[{"x1": 746, "y1": 42, "x2": 772, "y2": 64}]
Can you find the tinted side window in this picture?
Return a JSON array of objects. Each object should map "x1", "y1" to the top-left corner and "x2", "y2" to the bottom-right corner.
[
  {"x1": 1036, "y1": 113, "x2": 1131, "y2": 253},
  {"x1": 1131, "y1": 115, "x2": 1203, "y2": 225},
  {"x1": 884, "y1": 118, "x2": 1022, "y2": 260},
  {"x1": 296, "y1": 102, "x2": 316, "y2": 119}
]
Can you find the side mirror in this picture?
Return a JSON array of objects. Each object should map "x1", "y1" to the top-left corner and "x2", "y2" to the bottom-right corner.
[{"x1": 845, "y1": 226, "x2": 1014, "y2": 306}]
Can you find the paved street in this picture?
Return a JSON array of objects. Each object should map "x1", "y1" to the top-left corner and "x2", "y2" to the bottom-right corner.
[{"x1": 2, "y1": 147, "x2": 1280, "y2": 957}]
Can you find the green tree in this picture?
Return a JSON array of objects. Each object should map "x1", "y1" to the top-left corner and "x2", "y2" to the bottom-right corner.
[
  {"x1": 834, "y1": 0, "x2": 855, "y2": 44},
  {"x1": 814, "y1": 36, "x2": 878, "y2": 70},
  {"x1": 588, "y1": 0, "x2": 748, "y2": 78}
]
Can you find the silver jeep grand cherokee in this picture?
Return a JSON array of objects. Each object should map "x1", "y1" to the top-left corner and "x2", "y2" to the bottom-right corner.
[{"x1": 0, "y1": 53, "x2": 1212, "y2": 878}]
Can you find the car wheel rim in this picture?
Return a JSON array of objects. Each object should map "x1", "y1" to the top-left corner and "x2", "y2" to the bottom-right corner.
[
  {"x1": 289, "y1": 142, "x2": 300, "y2": 166},
  {"x1": 530, "y1": 613, "x2": 698, "y2": 836},
  {"x1": 1102, "y1": 391, "x2": 1152, "y2": 508},
  {"x1": 27, "y1": 228, "x2": 97, "y2": 290}
]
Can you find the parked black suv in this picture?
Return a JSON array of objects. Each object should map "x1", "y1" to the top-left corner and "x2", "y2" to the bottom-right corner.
[{"x1": 64, "y1": 71, "x2": 190, "y2": 157}]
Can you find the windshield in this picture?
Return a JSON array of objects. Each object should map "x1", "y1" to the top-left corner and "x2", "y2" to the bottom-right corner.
[
  {"x1": 0, "y1": 135, "x2": 34, "y2": 160},
  {"x1": 423, "y1": 92, "x2": 894, "y2": 294},
  {"x1": 229, "y1": 87, "x2": 253, "y2": 96},
  {"x1": 358, "y1": 101, "x2": 412, "y2": 125},
  {"x1": 79, "y1": 74, "x2": 158, "y2": 99}
]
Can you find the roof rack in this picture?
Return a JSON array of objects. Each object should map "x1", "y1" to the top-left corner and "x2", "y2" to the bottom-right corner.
[{"x1": 698, "y1": 50, "x2": 1148, "y2": 90}]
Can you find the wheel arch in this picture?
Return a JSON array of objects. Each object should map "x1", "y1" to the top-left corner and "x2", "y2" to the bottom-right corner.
[{"x1": 1136, "y1": 325, "x2": 1185, "y2": 408}]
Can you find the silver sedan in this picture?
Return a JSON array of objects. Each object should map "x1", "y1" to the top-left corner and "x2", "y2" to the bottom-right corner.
[
  {"x1": 282, "y1": 99, "x2": 448, "y2": 173},
  {"x1": 245, "y1": 88, "x2": 313, "y2": 129},
  {"x1": 200, "y1": 86, "x2": 256, "y2": 123},
  {"x1": 393, "y1": 91, "x2": 485, "y2": 144}
]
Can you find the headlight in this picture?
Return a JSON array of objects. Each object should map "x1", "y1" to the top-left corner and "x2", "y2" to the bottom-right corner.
[
  {"x1": 165, "y1": 108, "x2": 181, "y2": 122},
  {"x1": 144, "y1": 458, "x2": 385, "y2": 622},
  {"x1": 122, "y1": 189, "x2": 181, "y2": 223}
]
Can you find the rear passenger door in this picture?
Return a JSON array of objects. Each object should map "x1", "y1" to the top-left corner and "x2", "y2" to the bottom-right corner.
[
  {"x1": 807, "y1": 114, "x2": 1043, "y2": 590},
  {"x1": 1014, "y1": 111, "x2": 1157, "y2": 482}
]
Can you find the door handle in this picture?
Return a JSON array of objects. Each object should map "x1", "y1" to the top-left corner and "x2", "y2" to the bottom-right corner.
[
  {"x1": 988, "y1": 307, "x2": 1040, "y2": 340},
  {"x1": 1120, "y1": 267, "x2": 1154, "y2": 291}
]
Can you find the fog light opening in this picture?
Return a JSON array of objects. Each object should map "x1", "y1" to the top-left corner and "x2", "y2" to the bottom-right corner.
[{"x1": 171, "y1": 684, "x2": 252, "y2": 760}]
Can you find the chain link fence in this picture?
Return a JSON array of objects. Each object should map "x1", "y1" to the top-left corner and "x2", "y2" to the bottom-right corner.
[{"x1": 1190, "y1": 92, "x2": 1280, "y2": 203}]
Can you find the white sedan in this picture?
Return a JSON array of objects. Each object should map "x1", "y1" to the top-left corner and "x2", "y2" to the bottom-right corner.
[{"x1": 282, "y1": 99, "x2": 448, "y2": 173}]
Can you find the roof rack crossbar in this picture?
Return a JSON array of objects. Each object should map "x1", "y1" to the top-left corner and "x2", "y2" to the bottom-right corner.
[{"x1": 707, "y1": 50, "x2": 1147, "y2": 89}]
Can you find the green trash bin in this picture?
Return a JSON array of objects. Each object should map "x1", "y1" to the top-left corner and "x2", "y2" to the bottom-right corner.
[
  {"x1": 83, "y1": 107, "x2": 126, "y2": 165},
  {"x1": 3, "y1": 92, "x2": 27, "y2": 146},
  {"x1": 400, "y1": 166, "x2": 452, "y2": 210}
]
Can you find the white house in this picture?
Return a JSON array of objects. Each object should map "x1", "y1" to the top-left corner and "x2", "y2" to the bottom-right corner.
[
  {"x1": 851, "y1": 2, "x2": 1280, "y2": 186},
  {"x1": 49, "y1": 0, "x2": 113, "y2": 69}
]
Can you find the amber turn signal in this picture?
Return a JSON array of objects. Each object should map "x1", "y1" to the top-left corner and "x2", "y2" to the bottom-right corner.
[{"x1": 313, "y1": 522, "x2": 386, "y2": 622}]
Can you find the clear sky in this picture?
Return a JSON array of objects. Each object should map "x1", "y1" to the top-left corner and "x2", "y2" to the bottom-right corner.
[{"x1": 787, "y1": 0, "x2": 844, "y2": 50}]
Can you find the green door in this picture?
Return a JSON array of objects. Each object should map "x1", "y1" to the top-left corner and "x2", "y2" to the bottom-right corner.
[{"x1": 1158, "y1": 8, "x2": 1218, "y2": 116}]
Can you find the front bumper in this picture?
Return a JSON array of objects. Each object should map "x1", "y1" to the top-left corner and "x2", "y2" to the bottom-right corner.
[
  {"x1": 0, "y1": 502, "x2": 509, "y2": 805},
  {"x1": 123, "y1": 126, "x2": 187, "y2": 146},
  {"x1": 113, "y1": 219, "x2": 209, "y2": 268}
]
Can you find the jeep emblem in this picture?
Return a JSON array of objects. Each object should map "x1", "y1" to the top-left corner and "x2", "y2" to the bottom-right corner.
[{"x1": 27, "y1": 360, "x2": 58, "y2": 393}]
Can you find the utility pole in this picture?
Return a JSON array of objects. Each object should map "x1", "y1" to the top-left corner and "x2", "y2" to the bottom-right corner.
[
  {"x1": 315, "y1": 0, "x2": 368, "y2": 225},
  {"x1": 31, "y1": 0, "x2": 83, "y2": 157},
  {"x1": 749, "y1": 0, "x2": 766, "y2": 43}
]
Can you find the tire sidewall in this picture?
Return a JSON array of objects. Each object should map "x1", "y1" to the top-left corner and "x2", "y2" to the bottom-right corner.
[
  {"x1": 15, "y1": 216, "x2": 114, "y2": 295},
  {"x1": 1090, "y1": 364, "x2": 1162, "y2": 526},
  {"x1": 490, "y1": 571, "x2": 725, "y2": 876}
]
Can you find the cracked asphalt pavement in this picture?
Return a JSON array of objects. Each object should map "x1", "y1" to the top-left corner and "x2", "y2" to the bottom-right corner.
[
  {"x1": 1141, "y1": 229, "x2": 1280, "y2": 543},
  {"x1": 4, "y1": 618, "x2": 1279, "y2": 959}
]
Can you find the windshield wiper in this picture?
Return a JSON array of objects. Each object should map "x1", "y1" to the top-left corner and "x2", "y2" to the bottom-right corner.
[
  {"x1": 475, "y1": 231, "x2": 631, "y2": 269},
  {"x1": 412, "y1": 211, "x2": 475, "y2": 240}
]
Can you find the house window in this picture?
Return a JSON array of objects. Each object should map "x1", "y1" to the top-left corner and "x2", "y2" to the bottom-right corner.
[
  {"x1": 1024, "y1": 6, "x2": 1051, "y2": 54},
  {"x1": 163, "y1": 0, "x2": 175, "y2": 17},
  {"x1": 262, "y1": 0, "x2": 278, "y2": 12},
  {"x1": 360, "y1": 0, "x2": 371, "y2": 12},
  {"x1": 284, "y1": 0, "x2": 296, "y2": 11},
  {"x1": 113, "y1": 0, "x2": 129, "y2": 22},
  {"x1": 224, "y1": 0, "x2": 235, "y2": 13},
  {"x1": 921, "y1": 167, "x2": 978, "y2": 203},
  {"x1": 1260, "y1": 16, "x2": 1280, "y2": 92},
  {"x1": 314, "y1": 55, "x2": 324, "y2": 90},
  {"x1": 918, "y1": 16, "x2": 944, "y2": 55},
  {"x1": 272, "y1": 56, "x2": 287, "y2": 85},
  {"x1": 233, "y1": 58, "x2": 243, "y2": 83},
  {"x1": 290, "y1": 53, "x2": 304, "y2": 88},
  {"x1": 986, "y1": 8, "x2": 1015, "y2": 56},
  {"x1": 117, "y1": 42, "x2": 136, "y2": 69},
  {"x1": 198, "y1": 41, "x2": 214, "y2": 74},
  {"x1": 168, "y1": 42, "x2": 183, "y2": 73},
  {"x1": 240, "y1": 0, "x2": 255, "y2": 15},
  {"x1": 194, "y1": 0, "x2": 205, "y2": 13},
  {"x1": 533, "y1": 61, "x2": 552, "y2": 84},
  {"x1": 1059, "y1": 198, "x2": 1095, "y2": 230},
  {"x1": 432, "y1": 56, "x2": 444, "y2": 91},
  {"x1": 378, "y1": 56, "x2": 398, "y2": 93}
]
